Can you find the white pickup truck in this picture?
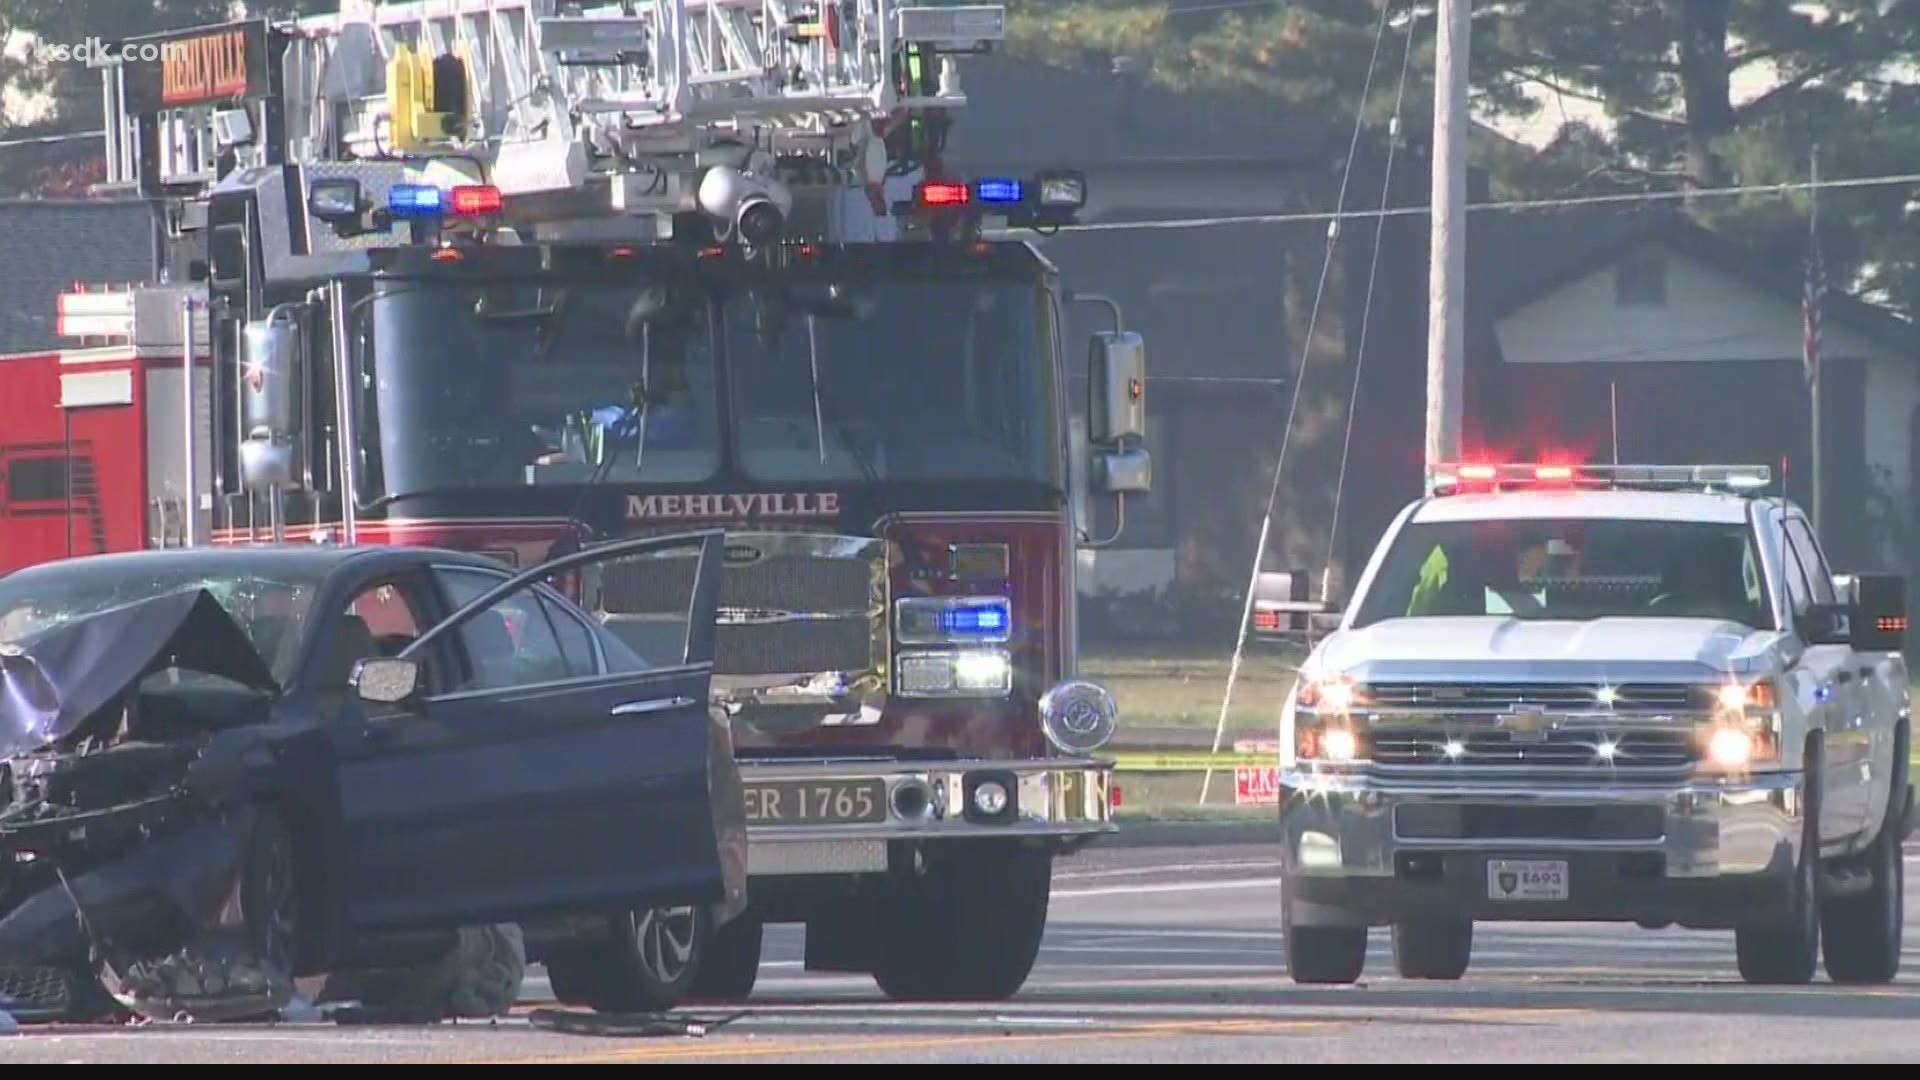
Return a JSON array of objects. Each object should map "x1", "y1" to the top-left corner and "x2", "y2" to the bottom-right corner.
[{"x1": 1259, "y1": 463, "x2": 1912, "y2": 987}]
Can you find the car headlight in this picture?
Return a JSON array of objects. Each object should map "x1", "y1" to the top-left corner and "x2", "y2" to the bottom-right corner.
[
  {"x1": 1039, "y1": 679, "x2": 1118, "y2": 754},
  {"x1": 896, "y1": 648, "x2": 1012, "y2": 697}
]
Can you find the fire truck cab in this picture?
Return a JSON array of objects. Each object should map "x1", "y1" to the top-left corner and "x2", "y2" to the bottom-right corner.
[{"x1": 4, "y1": 0, "x2": 1153, "y2": 1003}]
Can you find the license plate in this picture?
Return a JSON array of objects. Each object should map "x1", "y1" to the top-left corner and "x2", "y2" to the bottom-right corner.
[
  {"x1": 1487, "y1": 859, "x2": 1568, "y2": 901},
  {"x1": 743, "y1": 779, "x2": 887, "y2": 825}
]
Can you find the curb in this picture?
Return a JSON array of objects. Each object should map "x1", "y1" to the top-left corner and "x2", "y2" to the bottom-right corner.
[{"x1": 1101, "y1": 817, "x2": 1280, "y2": 848}]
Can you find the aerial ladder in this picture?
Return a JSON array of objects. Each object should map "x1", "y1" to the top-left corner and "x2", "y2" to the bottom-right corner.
[{"x1": 93, "y1": 0, "x2": 1015, "y2": 247}]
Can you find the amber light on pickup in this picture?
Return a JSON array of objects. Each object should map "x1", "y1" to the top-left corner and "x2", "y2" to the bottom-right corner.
[{"x1": 1714, "y1": 680, "x2": 1775, "y2": 712}]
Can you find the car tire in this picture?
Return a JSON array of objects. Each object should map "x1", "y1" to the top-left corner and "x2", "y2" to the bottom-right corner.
[
  {"x1": 689, "y1": 911, "x2": 763, "y2": 1001},
  {"x1": 238, "y1": 806, "x2": 304, "y2": 984},
  {"x1": 1736, "y1": 750, "x2": 1822, "y2": 985},
  {"x1": 872, "y1": 841, "x2": 1051, "y2": 1002},
  {"x1": 546, "y1": 905, "x2": 708, "y2": 1014},
  {"x1": 1391, "y1": 919, "x2": 1472, "y2": 980},
  {"x1": 1821, "y1": 725, "x2": 1906, "y2": 984},
  {"x1": 1283, "y1": 901, "x2": 1367, "y2": 985}
]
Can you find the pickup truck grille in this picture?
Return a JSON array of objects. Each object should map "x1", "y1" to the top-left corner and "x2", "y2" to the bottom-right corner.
[
  {"x1": 1370, "y1": 727, "x2": 1697, "y2": 769},
  {"x1": 1363, "y1": 682, "x2": 1699, "y2": 713}
]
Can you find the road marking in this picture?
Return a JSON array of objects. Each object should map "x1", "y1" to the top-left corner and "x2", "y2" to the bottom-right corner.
[
  {"x1": 1054, "y1": 860, "x2": 1285, "y2": 881},
  {"x1": 472, "y1": 1016, "x2": 1338, "y2": 1065},
  {"x1": 1053, "y1": 877, "x2": 1281, "y2": 899}
]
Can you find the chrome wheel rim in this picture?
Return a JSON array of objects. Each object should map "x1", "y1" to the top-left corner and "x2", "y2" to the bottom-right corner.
[{"x1": 635, "y1": 906, "x2": 698, "y2": 985}]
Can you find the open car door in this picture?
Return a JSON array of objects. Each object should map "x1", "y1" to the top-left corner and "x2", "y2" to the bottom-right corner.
[{"x1": 336, "y1": 530, "x2": 730, "y2": 933}]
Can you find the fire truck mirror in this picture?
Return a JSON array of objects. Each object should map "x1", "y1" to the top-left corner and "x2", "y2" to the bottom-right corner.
[
  {"x1": 1088, "y1": 331, "x2": 1146, "y2": 446},
  {"x1": 239, "y1": 305, "x2": 309, "y2": 491},
  {"x1": 1093, "y1": 445, "x2": 1151, "y2": 496}
]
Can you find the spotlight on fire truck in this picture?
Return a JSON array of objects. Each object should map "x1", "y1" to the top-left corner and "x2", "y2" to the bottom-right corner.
[{"x1": 697, "y1": 165, "x2": 794, "y2": 248}]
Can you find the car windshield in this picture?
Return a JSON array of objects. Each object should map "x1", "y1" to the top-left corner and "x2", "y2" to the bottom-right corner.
[
  {"x1": 722, "y1": 280, "x2": 1057, "y2": 484},
  {"x1": 1350, "y1": 517, "x2": 1773, "y2": 629},
  {"x1": 0, "y1": 565, "x2": 322, "y2": 686},
  {"x1": 360, "y1": 280, "x2": 722, "y2": 500}
]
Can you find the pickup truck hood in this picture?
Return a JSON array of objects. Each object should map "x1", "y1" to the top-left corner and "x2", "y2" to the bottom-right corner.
[{"x1": 1314, "y1": 616, "x2": 1782, "y2": 682}]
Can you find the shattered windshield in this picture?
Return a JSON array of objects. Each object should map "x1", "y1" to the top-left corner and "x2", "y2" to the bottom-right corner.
[
  {"x1": 723, "y1": 280, "x2": 1056, "y2": 484},
  {"x1": 0, "y1": 567, "x2": 321, "y2": 685},
  {"x1": 1350, "y1": 517, "x2": 1774, "y2": 629},
  {"x1": 361, "y1": 281, "x2": 720, "y2": 501}
]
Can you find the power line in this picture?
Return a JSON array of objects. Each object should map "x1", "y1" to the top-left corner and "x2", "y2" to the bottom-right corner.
[
  {"x1": 0, "y1": 128, "x2": 103, "y2": 150},
  {"x1": 989, "y1": 171, "x2": 1920, "y2": 236}
]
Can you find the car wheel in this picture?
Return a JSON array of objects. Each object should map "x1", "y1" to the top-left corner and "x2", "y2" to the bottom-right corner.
[
  {"x1": 1822, "y1": 725, "x2": 1906, "y2": 984},
  {"x1": 689, "y1": 911, "x2": 763, "y2": 1001},
  {"x1": 546, "y1": 905, "x2": 707, "y2": 1014},
  {"x1": 1736, "y1": 753, "x2": 1821, "y2": 985},
  {"x1": 1391, "y1": 918, "x2": 1472, "y2": 980},
  {"x1": 238, "y1": 807, "x2": 303, "y2": 982},
  {"x1": 1283, "y1": 899, "x2": 1367, "y2": 985}
]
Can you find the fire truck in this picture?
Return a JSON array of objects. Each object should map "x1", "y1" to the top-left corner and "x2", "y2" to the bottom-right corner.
[{"x1": 0, "y1": 0, "x2": 1151, "y2": 1003}]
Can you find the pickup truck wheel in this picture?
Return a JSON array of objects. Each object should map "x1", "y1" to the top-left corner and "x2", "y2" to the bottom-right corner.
[
  {"x1": 872, "y1": 842, "x2": 1051, "y2": 1001},
  {"x1": 1821, "y1": 726, "x2": 1906, "y2": 984},
  {"x1": 1391, "y1": 919, "x2": 1472, "y2": 980},
  {"x1": 545, "y1": 905, "x2": 707, "y2": 1013},
  {"x1": 1283, "y1": 903, "x2": 1367, "y2": 985},
  {"x1": 689, "y1": 911, "x2": 763, "y2": 1001},
  {"x1": 1735, "y1": 762, "x2": 1821, "y2": 985}
]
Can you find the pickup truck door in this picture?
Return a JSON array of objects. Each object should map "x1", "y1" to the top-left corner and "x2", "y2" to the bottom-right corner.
[
  {"x1": 332, "y1": 532, "x2": 728, "y2": 932},
  {"x1": 1780, "y1": 516, "x2": 1871, "y2": 841}
]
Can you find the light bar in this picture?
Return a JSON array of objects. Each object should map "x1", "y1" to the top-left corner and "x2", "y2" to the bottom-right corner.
[
  {"x1": 975, "y1": 177, "x2": 1024, "y2": 204},
  {"x1": 896, "y1": 596, "x2": 1013, "y2": 644},
  {"x1": 1427, "y1": 462, "x2": 1773, "y2": 496},
  {"x1": 450, "y1": 184, "x2": 503, "y2": 215},
  {"x1": 388, "y1": 183, "x2": 445, "y2": 217},
  {"x1": 918, "y1": 181, "x2": 971, "y2": 207}
]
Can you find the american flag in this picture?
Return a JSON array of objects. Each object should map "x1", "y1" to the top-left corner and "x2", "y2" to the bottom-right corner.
[{"x1": 1803, "y1": 220, "x2": 1825, "y2": 388}]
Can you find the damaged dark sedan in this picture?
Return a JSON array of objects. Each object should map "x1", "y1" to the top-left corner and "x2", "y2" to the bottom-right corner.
[{"x1": 0, "y1": 531, "x2": 746, "y2": 1023}]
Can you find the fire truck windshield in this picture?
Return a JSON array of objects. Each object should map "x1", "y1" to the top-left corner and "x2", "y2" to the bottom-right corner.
[
  {"x1": 356, "y1": 274, "x2": 1057, "y2": 502},
  {"x1": 720, "y1": 279, "x2": 1056, "y2": 485}
]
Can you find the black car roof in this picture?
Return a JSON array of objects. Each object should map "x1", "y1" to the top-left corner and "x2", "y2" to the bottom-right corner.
[{"x1": 0, "y1": 544, "x2": 509, "y2": 586}]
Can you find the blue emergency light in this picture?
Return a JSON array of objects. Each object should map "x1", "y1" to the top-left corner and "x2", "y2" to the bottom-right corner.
[
  {"x1": 975, "y1": 178, "x2": 1025, "y2": 204},
  {"x1": 943, "y1": 599, "x2": 1011, "y2": 639},
  {"x1": 388, "y1": 184, "x2": 446, "y2": 216}
]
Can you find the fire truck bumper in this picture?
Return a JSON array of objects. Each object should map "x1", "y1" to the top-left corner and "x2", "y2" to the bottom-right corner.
[{"x1": 739, "y1": 758, "x2": 1115, "y2": 876}]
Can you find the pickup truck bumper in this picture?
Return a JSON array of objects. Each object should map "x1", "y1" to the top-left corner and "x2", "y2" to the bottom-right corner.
[
  {"x1": 741, "y1": 757, "x2": 1115, "y2": 877},
  {"x1": 1279, "y1": 769, "x2": 1804, "y2": 929}
]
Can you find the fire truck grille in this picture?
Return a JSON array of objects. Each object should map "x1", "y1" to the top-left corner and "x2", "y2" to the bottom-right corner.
[{"x1": 595, "y1": 535, "x2": 883, "y2": 677}]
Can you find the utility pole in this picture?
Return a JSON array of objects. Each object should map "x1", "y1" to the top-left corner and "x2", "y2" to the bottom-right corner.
[{"x1": 1425, "y1": 0, "x2": 1469, "y2": 468}]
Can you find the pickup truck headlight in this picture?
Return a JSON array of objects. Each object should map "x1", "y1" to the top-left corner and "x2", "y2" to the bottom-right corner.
[
  {"x1": 1294, "y1": 716, "x2": 1366, "y2": 763},
  {"x1": 1702, "y1": 680, "x2": 1780, "y2": 770},
  {"x1": 1294, "y1": 676, "x2": 1362, "y2": 713}
]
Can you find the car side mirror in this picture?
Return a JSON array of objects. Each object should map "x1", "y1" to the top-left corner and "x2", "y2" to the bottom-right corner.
[
  {"x1": 354, "y1": 657, "x2": 423, "y2": 706},
  {"x1": 1252, "y1": 569, "x2": 1340, "y2": 640},
  {"x1": 1849, "y1": 573, "x2": 1909, "y2": 651}
]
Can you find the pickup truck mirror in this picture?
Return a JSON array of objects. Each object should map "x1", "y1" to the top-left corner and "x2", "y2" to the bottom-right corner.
[
  {"x1": 1849, "y1": 573, "x2": 1909, "y2": 652},
  {"x1": 1802, "y1": 603, "x2": 1852, "y2": 647},
  {"x1": 1252, "y1": 569, "x2": 1339, "y2": 639}
]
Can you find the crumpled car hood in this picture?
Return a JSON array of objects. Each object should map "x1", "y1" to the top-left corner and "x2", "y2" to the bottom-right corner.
[{"x1": 0, "y1": 588, "x2": 277, "y2": 759}]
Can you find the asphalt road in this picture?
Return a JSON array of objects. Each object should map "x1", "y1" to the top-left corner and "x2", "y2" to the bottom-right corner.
[{"x1": 8, "y1": 836, "x2": 1920, "y2": 1063}]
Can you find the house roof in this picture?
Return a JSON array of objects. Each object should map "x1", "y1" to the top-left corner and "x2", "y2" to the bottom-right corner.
[
  {"x1": 1471, "y1": 205, "x2": 1916, "y2": 357},
  {"x1": 0, "y1": 199, "x2": 154, "y2": 355}
]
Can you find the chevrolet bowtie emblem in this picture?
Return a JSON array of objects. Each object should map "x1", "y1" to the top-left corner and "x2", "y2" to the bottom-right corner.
[{"x1": 1502, "y1": 705, "x2": 1548, "y2": 741}]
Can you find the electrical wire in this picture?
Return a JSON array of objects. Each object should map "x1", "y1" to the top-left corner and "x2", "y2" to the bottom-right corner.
[
  {"x1": 1324, "y1": 0, "x2": 1418, "y2": 601},
  {"x1": 1197, "y1": 0, "x2": 1397, "y2": 804},
  {"x1": 986, "y1": 170, "x2": 1920, "y2": 238}
]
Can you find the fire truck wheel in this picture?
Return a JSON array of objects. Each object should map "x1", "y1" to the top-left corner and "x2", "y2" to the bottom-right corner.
[
  {"x1": 689, "y1": 911, "x2": 763, "y2": 1001},
  {"x1": 872, "y1": 841, "x2": 1051, "y2": 1001},
  {"x1": 545, "y1": 905, "x2": 708, "y2": 1014}
]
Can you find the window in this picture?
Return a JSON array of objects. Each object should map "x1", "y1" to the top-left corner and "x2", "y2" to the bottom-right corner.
[
  {"x1": 325, "y1": 578, "x2": 431, "y2": 692},
  {"x1": 438, "y1": 567, "x2": 576, "y2": 691},
  {"x1": 1614, "y1": 248, "x2": 1667, "y2": 307},
  {"x1": 541, "y1": 592, "x2": 601, "y2": 676},
  {"x1": 1782, "y1": 518, "x2": 1836, "y2": 607}
]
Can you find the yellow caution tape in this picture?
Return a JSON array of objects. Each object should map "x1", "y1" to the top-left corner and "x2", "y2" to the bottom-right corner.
[{"x1": 1110, "y1": 752, "x2": 1278, "y2": 771}]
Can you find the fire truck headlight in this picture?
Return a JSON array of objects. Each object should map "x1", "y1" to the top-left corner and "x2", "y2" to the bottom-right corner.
[
  {"x1": 897, "y1": 649, "x2": 1012, "y2": 698},
  {"x1": 1040, "y1": 679, "x2": 1118, "y2": 755}
]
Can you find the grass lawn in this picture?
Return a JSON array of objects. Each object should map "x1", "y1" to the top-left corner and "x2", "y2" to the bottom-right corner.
[{"x1": 1082, "y1": 648, "x2": 1299, "y2": 735}]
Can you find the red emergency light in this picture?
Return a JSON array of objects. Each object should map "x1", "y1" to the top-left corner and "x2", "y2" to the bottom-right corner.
[
  {"x1": 450, "y1": 184, "x2": 504, "y2": 215},
  {"x1": 918, "y1": 181, "x2": 971, "y2": 207},
  {"x1": 1534, "y1": 465, "x2": 1574, "y2": 482}
]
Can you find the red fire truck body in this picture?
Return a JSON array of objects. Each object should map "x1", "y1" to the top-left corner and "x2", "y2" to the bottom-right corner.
[{"x1": 0, "y1": 2, "x2": 1154, "y2": 1003}]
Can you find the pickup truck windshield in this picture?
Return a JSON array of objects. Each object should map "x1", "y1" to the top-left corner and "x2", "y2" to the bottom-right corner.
[{"x1": 1351, "y1": 517, "x2": 1773, "y2": 629}]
